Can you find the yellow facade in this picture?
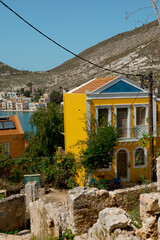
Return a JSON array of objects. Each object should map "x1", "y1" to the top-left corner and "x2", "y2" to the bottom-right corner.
[{"x1": 64, "y1": 76, "x2": 160, "y2": 186}]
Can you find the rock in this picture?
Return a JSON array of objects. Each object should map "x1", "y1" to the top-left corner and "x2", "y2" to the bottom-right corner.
[
  {"x1": 0, "y1": 194, "x2": 26, "y2": 231},
  {"x1": 98, "y1": 208, "x2": 129, "y2": 233},
  {"x1": 140, "y1": 192, "x2": 160, "y2": 239},
  {"x1": 140, "y1": 193, "x2": 160, "y2": 217},
  {"x1": 88, "y1": 207, "x2": 139, "y2": 240},
  {"x1": 25, "y1": 181, "x2": 39, "y2": 219},
  {"x1": 29, "y1": 199, "x2": 68, "y2": 239},
  {"x1": 67, "y1": 187, "x2": 115, "y2": 235},
  {"x1": 157, "y1": 156, "x2": 160, "y2": 192}
]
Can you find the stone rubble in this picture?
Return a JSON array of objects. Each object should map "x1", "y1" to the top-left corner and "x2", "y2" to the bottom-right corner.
[
  {"x1": 88, "y1": 207, "x2": 141, "y2": 240},
  {"x1": 0, "y1": 230, "x2": 30, "y2": 240}
]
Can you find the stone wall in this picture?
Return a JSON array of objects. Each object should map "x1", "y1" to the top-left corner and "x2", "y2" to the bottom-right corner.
[
  {"x1": 29, "y1": 183, "x2": 157, "y2": 238},
  {"x1": 0, "y1": 194, "x2": 26, "y2": 231},
  {"x1": 67, "y1": 184, "x2": 156, "y2": 235},
  {"x1": 110, "y1": 183, "x2": 157, "y2": 211}
]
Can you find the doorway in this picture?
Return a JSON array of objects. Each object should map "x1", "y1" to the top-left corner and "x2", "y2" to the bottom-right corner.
[{"x1": 116, "y1": 149, "x2": 129, "y2": 181}]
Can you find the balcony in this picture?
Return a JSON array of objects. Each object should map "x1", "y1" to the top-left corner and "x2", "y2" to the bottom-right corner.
[
  {"x1": 117, "y1": 125, "x2": 148, "y2": 139},
  {"x1": 134, "y1": 125, "x2": 148, "y2": 138}
]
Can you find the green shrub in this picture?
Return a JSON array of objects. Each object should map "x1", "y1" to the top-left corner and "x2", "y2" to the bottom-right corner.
[
  {"x1": 89, "y1": 178, "x2": 109, "y2": 190},
  {"x1": 0, "y1": 151, "x2": 79, "y2": 189},
  {"x1": 81, "y1": 122, "x2": 118, "y2": 173}
]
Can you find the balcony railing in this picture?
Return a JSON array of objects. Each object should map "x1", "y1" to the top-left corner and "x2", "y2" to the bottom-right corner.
[
  {"x1": 117, "y1": 125, "x2": 148, "y2": 139},
  {"x1": 134, "y1": 125, "x2": 148, "y2": 138}
]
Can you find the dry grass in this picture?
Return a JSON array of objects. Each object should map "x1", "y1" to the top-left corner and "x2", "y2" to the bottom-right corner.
[{"x1": 0, "y1": 178, "x2": 23, "y2": 194}]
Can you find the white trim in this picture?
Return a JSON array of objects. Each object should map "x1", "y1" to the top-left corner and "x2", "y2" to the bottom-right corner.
[
  {"x1": 115, "y1": 148, "x2": 130, "y2": 182},
  {"x1": 95, "y1": 105, "x2": 112, "y2": 125},
  {"x1": 86, "y1": 92, "x2": 150, "y2": 100},
  {"x1": 68, "y1": 78, "x2": 96, "y2": 93},
  {"x1": 133, "y1": 147, "x2": 147, "y2": 168},
  {"x1": 86, "y1": 99, "x2": 91, "y2": 137},
  {"x1": 153, "y1": 97, "x2": 157, "y2": 136},
  {"x1": 114, "y1": 104, "x2": 131, "y2": 107},
  {"x1": 119, "y1": 138, "x2": 139, "y2": 142},
  {"x1": 114, "y1": 104, "x2": 131, "y2": 138}
]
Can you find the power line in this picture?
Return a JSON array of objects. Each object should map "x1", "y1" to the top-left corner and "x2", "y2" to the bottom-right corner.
[{"x1": 0, "y1": 0, "x2": 145, "y2": 78}]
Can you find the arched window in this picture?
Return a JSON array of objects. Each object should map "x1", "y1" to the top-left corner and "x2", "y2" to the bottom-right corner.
[{"x1": 133, "y1": 147, "x2": 147, "y2": 168}]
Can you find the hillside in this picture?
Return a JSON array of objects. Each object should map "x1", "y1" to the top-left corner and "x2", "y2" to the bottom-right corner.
[{"x1": 0, "y1": 20, "x2": 160, "y2": 91}]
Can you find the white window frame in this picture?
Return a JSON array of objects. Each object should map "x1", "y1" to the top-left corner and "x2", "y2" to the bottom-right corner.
[
  {"x1": 134, "y1": 104, "x2": 148, "y2": 127},
  {"x1": 95, "y1": 105, "x2": 112, "y2": 125},
  {"x1": 114, "y1": 104, "x2": 131, "y2": 138},
  {"x1": 133, "y1": 146, "x2": 147, "y2": 168}
]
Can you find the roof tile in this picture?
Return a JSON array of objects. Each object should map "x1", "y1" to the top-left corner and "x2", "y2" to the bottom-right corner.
[{"x1": 72, "y1": 77, "x2": 117, "y2": 94}]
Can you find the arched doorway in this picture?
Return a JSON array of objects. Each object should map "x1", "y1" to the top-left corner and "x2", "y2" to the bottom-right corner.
[{"x1": 116, "y1": 148, "x2": 130, "y2": 181}]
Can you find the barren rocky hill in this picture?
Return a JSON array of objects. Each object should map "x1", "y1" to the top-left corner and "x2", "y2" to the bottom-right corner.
[{"x1": 1, "y1": 20, "x2": 160, "y2": 91}]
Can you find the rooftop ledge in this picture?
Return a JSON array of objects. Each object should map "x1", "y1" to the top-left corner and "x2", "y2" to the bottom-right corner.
[{"x1": 118, "y1": 138, "x2": 139, "y2": 142}]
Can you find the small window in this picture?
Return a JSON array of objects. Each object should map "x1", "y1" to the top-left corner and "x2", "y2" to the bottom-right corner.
[
  {"x1": 98, "y1": 108, "x2": 108, "y2": 127},
  {"x1": 135, "y1": 148, "x2": 145, "y2": 166},
  {"x1": 2, "y1": 143, "x2": 10, "y2": 155},
  {"x1": 136, "y1": 107, "x2": 146, "y2": 126}
]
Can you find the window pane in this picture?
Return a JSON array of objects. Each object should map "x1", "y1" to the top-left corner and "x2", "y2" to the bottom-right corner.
[
  {"x1": 136, "y1": 107, "x2": 146, "y2": 125},
  {"x1": 98, "y1": 108, "x2": 108, "y2": 127},
  {"x1": 135, "y1": 148, "x2": 144, "y2": 166}
]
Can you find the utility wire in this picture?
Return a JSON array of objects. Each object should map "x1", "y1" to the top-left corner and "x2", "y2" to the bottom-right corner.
[{"x1": 0, "y1": 0, "x2": 145, "y2": 78}]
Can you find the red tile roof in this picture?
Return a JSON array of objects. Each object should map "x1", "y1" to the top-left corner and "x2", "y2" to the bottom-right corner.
[{"x1": 72, "y1": 77, "x2": 118, "y2": 94}]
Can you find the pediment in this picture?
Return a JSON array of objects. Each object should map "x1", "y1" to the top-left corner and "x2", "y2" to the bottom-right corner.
[{"x1": 91, "y1": 76, "x2": 147, "y2": 94}]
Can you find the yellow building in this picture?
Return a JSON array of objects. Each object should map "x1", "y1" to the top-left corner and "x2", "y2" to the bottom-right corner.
[{"x1": 63, "y1": 75, "x2": 160, "y2": 185}]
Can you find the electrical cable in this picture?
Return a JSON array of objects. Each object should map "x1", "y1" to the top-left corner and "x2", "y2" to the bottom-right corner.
[{"x1": 0, "y1": 0, "x2": 146, "y2": 78}]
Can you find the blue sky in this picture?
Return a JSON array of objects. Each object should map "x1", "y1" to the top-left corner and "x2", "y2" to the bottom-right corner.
[{"x1": 0, "y1": 0, "x2": 159, "y2": 71}]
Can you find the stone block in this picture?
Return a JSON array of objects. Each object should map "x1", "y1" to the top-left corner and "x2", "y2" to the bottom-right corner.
[
  {"x1": 0, "y1": 190, "x2": 7, "y2": 196},
  {"x1": 0, "y1": 194, "x2": 26, "y2": 231},
  {"x1": 98, "y1": 208, "x2": 129, "y2": 233},
  {"x1": 140, "y1": 192, "x2": 160, "y2": 239},
  {"x1": 67, "y1": 187, "x2": 115, "y2": 235},
  {"x1": 88, "y1": 207, "x2": 139, "y2": 240},
  {"x1": 157, "y1": 156, "x2": 160, "y2": 192},
  {"x1": 29, "y1": 199, "x2": 68, "y2": 239},
  {"x1": 25, "y1": 181, "x2": 39, "y2": 216},
  {"x1": 110, "y1": 183, "x2": 157, "y2": 211}
]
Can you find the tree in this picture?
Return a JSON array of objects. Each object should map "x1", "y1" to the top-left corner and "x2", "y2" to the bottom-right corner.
[
  {"x1": 50, "y1": 90, "x2": 63, "y2": 104},
  {"x1": 152, "y1": 0, "x2": 160, "y2": 25},
  {"x1": 80, "y1": 122, "x2": 118, "y2": 173},
  {"x1": 26, "y1": 82, "x2": 32, "y2": 88},
  {"x1": 126, "y1": 0, "x2": 160, "y2": 27},
  {"x1": 25, "y1": 103, "x2": 64, "y2": 158},
  {"x1": 24, "y1": 90, "x2": 30, "y2": 97}
]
